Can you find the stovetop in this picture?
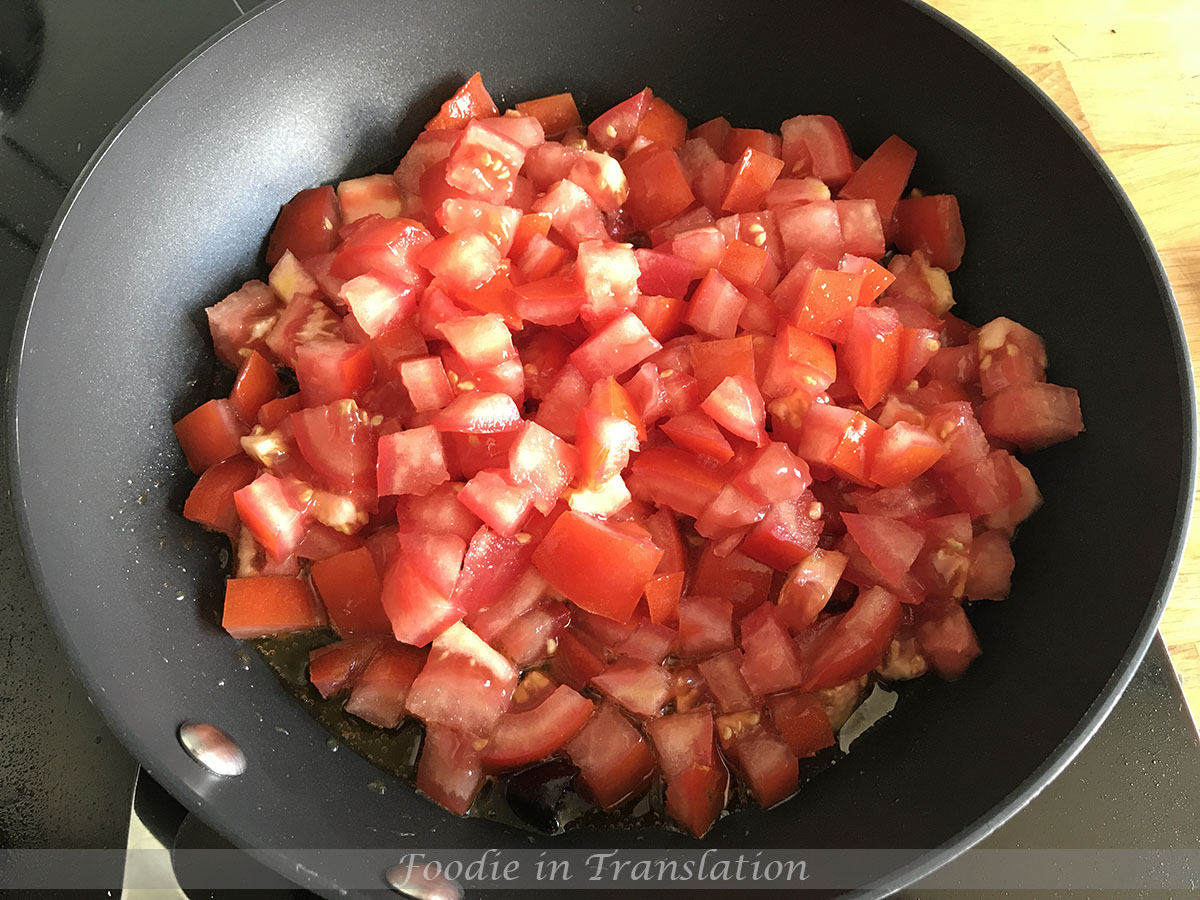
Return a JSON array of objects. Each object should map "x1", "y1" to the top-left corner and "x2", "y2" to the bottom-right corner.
[{"x1": 0, "y1": 2, "x2": 1197, "y2": 898}]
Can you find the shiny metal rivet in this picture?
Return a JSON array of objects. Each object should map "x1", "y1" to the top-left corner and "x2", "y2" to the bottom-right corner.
[
  {"x1": 178, "y1": 722, "x2": 247, "y2": 777},
  {"x1": 384, "y1": 866, "x2": 463, "y2": 900}
]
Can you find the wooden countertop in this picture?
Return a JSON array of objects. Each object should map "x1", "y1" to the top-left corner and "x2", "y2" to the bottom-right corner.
[{"x1": 927, "y1": 1, "x2": 1200, "y2": 718}]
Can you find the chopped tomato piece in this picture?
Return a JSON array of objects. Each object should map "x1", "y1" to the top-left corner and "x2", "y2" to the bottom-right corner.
[
  {"x1": 451, "y1": 525, "x2": 535, "y2": 618},
  {"x1": 665, "y1": 762, "x2": 728, "y2": 838},
  {"x1": 895, "y1": 194, "x2": 966, "y2": 271},
  {"x1": 183, "y1": 455, "x2": 258, "y2": 538},
  {"x1": 570, "y1": 310, "x2": 662, "y2": 383},
  {"x1": 623, "y1": 142, "x2": 696, "y2": 231},
  {"x1": 481, "y1": 684, "x2": 593, "y2": 772},
  {"x1": 701, "y1": 374, "x2": 767, "y2": 446},
  {"x1": 678, "y1": 594, "x2": 736, "y2": 658},
  {"x1": 691, "y1": 546, "x2": 772, "y2": 615},
  {"x1": 915, "y1": 602, "x2": 981, "y2": 680},
  {"x1": 377, "y1": 426, "x2": 449, "y2": 496},
  {"x1": 840, "y1": 305, "x2": 903, "y2": 408},
  {"x1": 310, "y1": 546, "x2": 391, "y2": 635},
  {"x1": 265, "y1": 186, "x2": 342, "y2": 267},
  {"x1": 308, "y1": 637, "x2": 384, "y2": 699},
  {"x1": 344, "y1": 643, "x2": 426, "y2": 728},
  {"x1": 685, "y1": 268, "x2": 747, "y2": 340},
  {"x1": 803, "y1": 585, "x2": 903, "y2": 690},
  {"x1": 644, "y1": 571, "x2": 684, "y2": 626},
  {"x1": 697, "y1": 650, "x2": 757, "y2": 713},
  {"x1": 588, "y1": 87, "x2": 653, "y2": 151},
  {"x1": 174, "y1": 399, "x2": 249, "y2": 474},
  {"x1": 222, "y1": 575, "x2": 326, "y2": 638},
  {"x1": 721, "y1": 723, "x2": 799, "y2": 808},
  {"x1": 233, "y1": 472, "x2": 309, "y2": 560},
  {"x1": 741, "y1": 495, "x2": 823, "y2": 571},
  {"x1": 458, "y1": 468, "x2": 535, "y2": 537},
  {"x1": 426, "y1": 72, "x2": 498, "y2": 131},
  {"x1": 792, "y1": 403, "x2": 884, "y2": 486},
  {"x1": 979, "y1": 382, "x2": 1083, "y2": 451},
  {"x1": 591, "y1": 656, "x2": 672, "y2": 718},
  {"x1": 767, "y1": 690, "x2": 835, "y2": 757},
  {"x1": 636, "y1": 95, "x2": 688, "y2": 149},
  {"x1": 416, "y1": 725, "x2": 485, "y2": 815},
  {"x1": 432, "y1": 391, "x2": 523, "y2": 434},
  {"x1": 514, "y1": 92, "x2": 582, "y2": 135},
  {"x1": 739, "y1": 603, "x2": 806, "y2": 695},
  {"x1": 837, "y1": 134, "x2": 917, "y2": 225},
  {"x1": 722, "y1": 147, "x2": 785, "y2": 213},
  {"x1": 565, "y1": 703, "x2": 656, "y2": 810},
  {"x1": 780, "y1": 114, "x2": 854, "y2": 187},
  {"x1": 532, "y1": 511, "x2": 663, "y2": 622},
  {"x1": 405, "y1": 621, "x2": 518, "y2": 734}
]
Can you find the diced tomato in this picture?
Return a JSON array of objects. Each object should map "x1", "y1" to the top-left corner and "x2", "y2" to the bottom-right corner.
[
  {"x1": 660, "y1": 409, "x2": 734, "y2": 462},
  {"x1": 174, "y1": 399, "x2": 248, "y2": 474},
  {"x1": 379, "y1": 547, "x2": 463, "y2": 646},
  {"x1": 689, "y1": 546, "x2": 771, "y2": 616},
  {"x1": 682, "y1": 269, "x2": 745, "y2": 340},
  {"x1": 838, "y1": 135, "x2": 917, "y2": 225},
  {"x1": 221, "y1": 575, "x2": 326, "y2": 638},
  {"x1": 636, "y1": 95, "x2": 688, "y2": 149},
  {"x1": 775, "y1": 548, "x2": 845, "y2": 633},
  {"x1": 886, "y1": 250, "x2": 955, "y2": 316},
  {"x1": 979, "y1": 382, "x2": 1083, "y2": 451},
  {"x1": 721, "y1": 723, "x2": 799, "y2": 808},
  {"x1": 644, "y1": 571, "x2": 684, "y2": 626},
  {"x1": 677, "y1": 594, "x2": 736, "y2": 657},
  {"x1": 405, "y1": 621, "x2": 517, "y2": 734},
  {"x1": 841, "y1": 512, "x2": 924, "y2": 585},
  {"x1": 591, "y1": 656, "x2": 671, "y2": 718},
  {"x1": 938, "y1": 448, "x2": 1022, "y2": 518},
  {"x1": 740, "y1": 495, "x2": 823, "y2": 570},
  {"x1": 532, "y1": 511, "x2": 662, "y2": 622},
  {"x1": 689, "y1": 116, "x2": 731, "y2": 155},
  {"x1": 665, "y1": 761, "x2": 728, "y2": 838},
  {"x1": 780, "y1": 115, "x2": 854, "y2": 187},
  {"x1": 635, "y1": 248, "x2": 694, "y2": 300},
  {"x1": 870, "y1": 421, "x2": 946, "y2": 487},
  {"x1": 398, "y1": 356, "x2": 454, "y2": 412},
  {"x1": 915, "y1": 602, "x2": 981, "y2": 680},
  {"x1": 206, "y1": 280, "x2": 284, "y2": 368},
  {"x1": 565, "y1": 703, "x2": 656, "y2": 810},
  {"x1": 425, "y1": 72, "x2": 497, "y2": 131},
  {"x1": 480, "y1": 683, "x2": 593, "y2": 773},
  {"x1": 232, "y1": 472, "x2": 309, "y2": 560},
  {"x1": 733, "y1": 442, "x2": 811, "y2": 505},
  {"x1": 617, "y1": 620, "x2": 678, "y2": 664},
  {"x1": 229, "y1": 351, "x2": 280, "y2": 424},
  {"x1": 344, "y1": 642, "x2": 426, "y2": 728},
  {"x1": 623, "y1": 143, "x2": 696, "y2": 231},
  {"x1": 720, "y1": 147, "x2": 785, "y2": 213},
  {"x1": 308, "y1": 636, "x2": 384, "y2": 699},
  {"x1": 693, "y1": 650, "x2": 753, "y2": 713},
  {"x1": 329, "y1": 215, "x2": 433, "y2": 284},
  {"x1": 926, "y1": 401, "x2": 989, "y2": 471},
  {"x1": 183, "y1": 455, "x2": 258, "y2": 537},
  {"x1": 533, "y1": 364, "x2": 589, "y2": 441},
  {"x1": 416, "y1": 724, "x2": 485, "y2": 815},
  {"x1": 457, "y1": 469, "x2": 534, "y2": 537},
  {"x1": 432, "y1": 391, "x2": 523, "y2": 434},
  {"x1": 418, "y1": 230, "x2": 502, "y2": 294},
  {"x1": 291, "y1": 400, "x2": 376, "y2": 492},
  {"x1": 451, "y1": 525, "x2": 534, "y2": 618},
  {"x1": 835, "y1": 198, "x2": 886, "y2": 260},
  {"x1": 507, "y1": 420, "x2": 576, "y2": 514},
  {"x1": 531, "y1": 178, "x2": 607, "y2": 247},
  {"x1": 766, "y1": 690, "x2": 835, "y2": 757},
  {"x1": 803, "y1": 585, "x2": 902, "y2": 690},
  {"x1": 645, "y1": 708, "x2": 715, "y2": 781},
  {"x1": 588, "y1": 87, "x2": 653, "y2": 151},
  {"x1": 839, "y1": 305, "x2": 903, "y2": 408},
  {"x1": 964, "y1": 525, "x2": 1012, "y2": 602},
  {"x1": 983, "y1": 456, "x2": 1042, "y2": 535},
  {"x1": 895, "y1": 194, "x2": 966, "y2": 271},
  {"x1": 514, "y1": 274, "x2": 585, "y2": 325},
  {"x1": 514, "y1": 92, "x2": 582, "y2": 135},
  {"x1": 266, "y1": 186, "x2": 342, "y2": 267},
  {"x1": 739, "y1": 603, "x2": 806, "y2": 694},
  {"x1": 310, "y1": 546, "x2": 391, "y2": 635},
  {"x1": 792, "y1": 403, "x2": 884, "y2": 486},
  {"x1": 570, "y1": 310, "x2": 661, "y2": 383},
  {"x1": 377, "y1": 426, "x2": 449, "y2": 496}
]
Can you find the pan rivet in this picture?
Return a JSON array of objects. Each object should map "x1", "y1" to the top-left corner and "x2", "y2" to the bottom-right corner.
[
  {"x1": 178, "y1": 722, "x2": 246, "y2": 777},
  {"x1": 384, "y1": 866, "x2": 463, "y2": 900}
]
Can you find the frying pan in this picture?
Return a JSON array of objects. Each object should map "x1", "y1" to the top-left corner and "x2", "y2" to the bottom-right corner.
[{"x1": 8, "y1": 0, "x2": 1194, "y2": 896}]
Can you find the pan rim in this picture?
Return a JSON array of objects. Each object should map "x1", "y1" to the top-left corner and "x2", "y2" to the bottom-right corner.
[{"x1": 5, "y1": 0, "x2": 1195, "y2": 897}]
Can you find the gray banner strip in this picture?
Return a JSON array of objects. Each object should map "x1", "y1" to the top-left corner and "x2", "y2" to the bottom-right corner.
[{"x1": 2, "y1": 848, "x2": 1199, "y2": 891}]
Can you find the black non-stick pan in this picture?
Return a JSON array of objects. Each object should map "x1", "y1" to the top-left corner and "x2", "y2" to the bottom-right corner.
[{"x1": 8, "y1": 0, "x2": 1194, "y2": 896}]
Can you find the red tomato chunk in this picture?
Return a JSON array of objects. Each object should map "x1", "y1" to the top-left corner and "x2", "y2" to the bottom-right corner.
[{"x1": 177, "y1": 73, "x2": 1084, "y2": 836}]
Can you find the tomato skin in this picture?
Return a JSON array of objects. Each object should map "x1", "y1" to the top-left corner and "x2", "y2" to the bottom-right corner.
[
  {"x1": 792, "y1": 403, "x2": 884, "y2": 486},
  {"x1": 661, "y1": 409, "x2": 734, "y2": 463},
  {"x1": 623, "y1": 143, "x2": 696, "y2": 232},
  {"x1": 722, "y1": 147, "x2": 785, "y2": 214},
  {"x1": 532, "y1": 511, "x2": 663, "y2": 622},
  {"x1": 665, "y1": 761, "x2": 729, "y2": 838},
  {"x1": 183, "y1": 455, "x2": 258, "y2": 537},
  {"x1": 870, "y1": 421, "x2": 946, "y2": 487},
  {"x1": 514, "y1": 92, "x2": 582, "y2": 135},
  {"x1": 309, "y1": 547, "x2": 390, "y2": 635},
  {"x1": 222, "y1": 575, "x2": 327, "y2": 638},
  {"x1": 630, "y1": 447, "x2": 726, "y2": 519},
  {"x1": 979, "y1": 382, "x2": 1083, "y2": 450},
  {"x1": 230, "y1": 350, "x2": 280, "y2": 423},
  {"x1": 174, "y1": 399, "x2": 249, "y2": 474},
  {"x1": 803, "y1": 585, "x2": 903, "y2": 690},
  {"x1": 895, "y1": 194, "x2": 966, "y2": 271},
  {"x1": 330, "y1": 215, "x2": 434, "y2": 284},
  {"x1": 790, "y1": 266, "x2": 861, "y2": 343},
  {"x1": 308, "y1": 636, "x2": 384, "y2": 699},
  {"x1": 266, "y1": 186, "x2": 342, "y2": 267},
  {"x1": 425, "y1": 72, "x2": 497, "y2": 131},
  {"x1": 837, "y1": 134, "x2": 917, "y2": 225}
]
